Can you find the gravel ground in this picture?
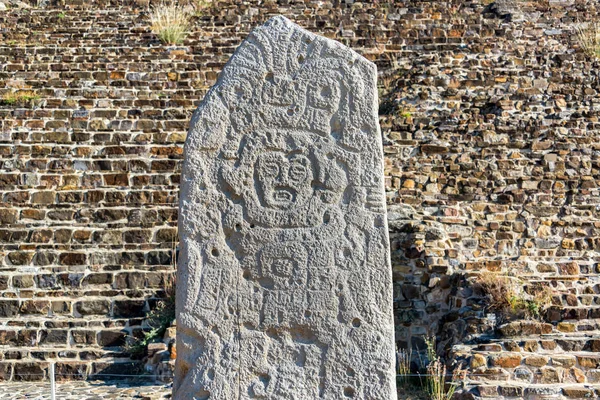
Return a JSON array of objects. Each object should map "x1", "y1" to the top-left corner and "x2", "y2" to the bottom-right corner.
[
  {"x1": 2, "y1": 380, "x2": 428, "y2": 400},
  {"x1": 2, "y1": 380, "x2": 172, "y2": 400}
]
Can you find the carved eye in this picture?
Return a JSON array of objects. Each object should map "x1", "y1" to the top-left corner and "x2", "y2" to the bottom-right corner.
[
  {"x1": 288, "y1": 163, "x2": 307, "y2": 182},
  {"x1": 261, "y1": 161, "x2": 279, "y2": 178}
]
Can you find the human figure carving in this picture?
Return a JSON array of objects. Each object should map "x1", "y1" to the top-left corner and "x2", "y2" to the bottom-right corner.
[{"x1": 175, "y1": 16, "x2": 396, "y2": 400}]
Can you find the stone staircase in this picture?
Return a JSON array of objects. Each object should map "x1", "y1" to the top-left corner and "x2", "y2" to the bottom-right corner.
[{"x1": 453, "y1": 312, "x2": 600, "y2": 398}]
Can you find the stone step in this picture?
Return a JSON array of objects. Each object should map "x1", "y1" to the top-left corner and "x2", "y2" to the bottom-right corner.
[
  {"x1": 456, "y1": 340, "x2": 600, "y2": 354},
  {"x1": 0, "y1": 359, "x2": 143, "y2": 381},
  {"x1": 465, "y1": 384, "x2": 600, "y2": 399},
  {"x1": 496, "y1": 321, "x2": 600, "y2": 337}
]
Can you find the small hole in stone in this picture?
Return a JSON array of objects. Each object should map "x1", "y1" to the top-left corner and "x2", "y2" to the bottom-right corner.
[
  {"x1": 234, "y1": 223, "x2": 242, "y2": 232},
  {"x1": 304, "y1": 310, "x2": 312, "y2": 318},
  {"x1": 343, "y1": 387, "x2": 355, "y2": 397},
  {"x1": 243, "y1": 270, "x2": 251, "y2": 280},
  {"x1": 320, "y1": 86, "x2": 332, "y2": 99},
  {"x1": 265, "y1": 72, "x2": 275, "y2": 84},
  {"x1": 346, "y1": 367, "x2": 355, "y2": 377},
  {"x1": 287, "y1": 108, "x2": 294, "y2": 116},
  {"x1": 250, "y1": 224, "x2": 256, "y2": 229},
  {"x1": 298, "y1": 55, "x2": 304, "y2": 63},
  {"x1": 323, "y1": 212, "x2": 331, "y2": 224},
  {"x1": 211, "y1": 248, "x2": 220, "y2": 257},
  {"x1": 343, "y1": 248, "x2": 351, "y2": 258},
  {"x1": 352, "y1": 318, "x2": 361, "y2": 328}
]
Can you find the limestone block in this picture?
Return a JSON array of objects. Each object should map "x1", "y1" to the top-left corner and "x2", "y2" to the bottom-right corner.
[{"x1": 175, "y1": 15, "x2": 396, "y2": 400}]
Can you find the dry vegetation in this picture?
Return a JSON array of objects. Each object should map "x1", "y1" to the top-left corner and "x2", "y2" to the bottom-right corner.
[
  {"x1": 574, "y1": 21, "x2": 600, "y2": 59},
  {"x1": 474, "y1": 272, "x2": 554, "y2": 321},
  {"x1": 150, "y1": 2, "x2": 193, "y2": 45},
  {"x1": 149, "y1": 0, "x2": 213, "y2": 45},
  {"x1": 396, "y1": 337, "x2": 465, "y2": 400}
]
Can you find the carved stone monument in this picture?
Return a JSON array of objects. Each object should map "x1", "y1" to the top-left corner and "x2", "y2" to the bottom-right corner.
[{"x1": 175, "y1": 16, "x2": 396, "y2": 400}]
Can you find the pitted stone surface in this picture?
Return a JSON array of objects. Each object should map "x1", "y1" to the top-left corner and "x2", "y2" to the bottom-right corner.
[{"x1": 175, "y1": 16, "x2": 396, "y2": 400}]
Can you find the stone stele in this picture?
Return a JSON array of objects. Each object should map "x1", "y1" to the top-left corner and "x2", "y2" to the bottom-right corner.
[{"x1": 175, "y1": 16, "x2": 397, "y2": 400}]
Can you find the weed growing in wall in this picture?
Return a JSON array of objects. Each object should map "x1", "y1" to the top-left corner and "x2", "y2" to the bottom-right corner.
[
  {"x1": 475, "y1": 272, "x2": 555, "y2": 321},
  {"x1": 574, "y1": 21, "x2": 600, "y2": 59},
  {"x1": 124, "y1": 273, "x2": 176, "y2": 358},
  {"x1": 1, "y1": 90, "x2": 41, "y2": 107},
  {"x1": 150, "y1": 2, "x2": 192, "y2": 45}
]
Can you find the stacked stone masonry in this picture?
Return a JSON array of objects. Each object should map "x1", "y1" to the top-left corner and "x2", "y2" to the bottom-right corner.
[{"x1": 1, "y1": 0, "x2": 600, "y2": 397}]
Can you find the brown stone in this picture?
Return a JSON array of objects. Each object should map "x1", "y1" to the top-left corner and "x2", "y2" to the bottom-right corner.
[
  {"x1": 558, "y1": 322, "x2": 576, "y2": 332},
  {"x1": 552, "y1": 356, "x2": 576, "y2": 368},
  {"x1": 490, "y1": 353, "x2": 522, "y2": 368},
  {"x1": 523, "y1": 340, "x2": 539, "y2": 352},
  {"x1": 539, "y1": 367, "x2": 560, "y2": 384},
  {"x1": 563, "y1": 387, "x2": 593, "y2": 398},
  {"x1": 570, "y1": 367, "x2": 586, "y2": 383},
  {"x1": 30, "y1": 191, "x2": 55, "y2": 204},
  {"x1": 14, "y1": 363, "x2": 46, "y2": 381},
  {"x1": 470, "y1": 354, "x2": 487, "y2": 369},
  {"x1": 0, "y1": 363, "x2": 12, "y2": 381},
  {"x1": 525, "y1": 356, "x2": 548, "y2": 367},
  {"x1": 577, "y1": 356, "x2": 600, "y2": 369},
  {"x1": 477, "y1": 386, "x2": 498, "y2": 397}
]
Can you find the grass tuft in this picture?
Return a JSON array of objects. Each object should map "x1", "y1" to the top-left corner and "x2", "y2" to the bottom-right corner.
[
  {"x1": 423, "y1": 336, "x2": 465, "y2": 400},
  {"x1": 1, "y1": 90, "x2": 41, "y2": 107},
  {"x1": 474, "y1": 272, "x2": 554, "y2": 321},
  {"x1": 575, "y1": 21, "x2": 600, "y2": 59},
  {"x1": 150, "y1": 2, "x2": 192, "y2": 45}
]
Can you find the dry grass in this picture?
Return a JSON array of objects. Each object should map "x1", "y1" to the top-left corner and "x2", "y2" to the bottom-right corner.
[
  {"x1": 150, "y1": 2, "x2": 192, "y2": 45},
  {"x1": 574, "y1": 21, "x2": 600, "y2": 59},
  {"x1": 398, "y1": 348, "x2": 412, "y2": 387},
  {"x1": 424, "y1": 336, "x2": 465, "y2": 400},
  {"x1": 475, "y1": 272, "x2": 554, "y2": 320}
]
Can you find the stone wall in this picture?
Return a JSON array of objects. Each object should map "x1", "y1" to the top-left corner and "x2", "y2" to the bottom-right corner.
[{"x1": 1, "y1": 0, "x2": 600, "y2": 395}]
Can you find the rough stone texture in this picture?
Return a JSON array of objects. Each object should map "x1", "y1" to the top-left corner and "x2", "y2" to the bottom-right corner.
[{"x1": 175, "y1": 16, "x2": 396, "y2": 400}]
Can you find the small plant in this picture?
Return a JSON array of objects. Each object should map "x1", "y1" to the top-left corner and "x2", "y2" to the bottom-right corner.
[
  {"x1": 194, "y1": 0, "x2": 212, "y2": 16},
  {"x1": 423, "y1": 336, "x2": 465, "y2": 400},
  {"x1": 397, "y1": 348, "x2": 412, "y2": 387},
  {"x1": 1, "y1": 91, "x2": 41, "y2": 107},
  {"x1": 124, "y1": 272, "x2": 176, "y2": 358},
  {"x1": 475, "y1": 272, "x2": 554, "y2": 321},
  {"x1": 150, "y1": 2, "x2": 192, "y2": 45},
  {"x1": 574, "y1": 21, "x2": 600, "y2": 59},
  {"x1": 57, "y1": 12, "x2": 66, "y2": 19}
]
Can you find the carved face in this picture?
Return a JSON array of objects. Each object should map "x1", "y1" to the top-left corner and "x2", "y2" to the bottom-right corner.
[{"x1": 254, "y1": 151, "x2": 313, "y2": 210}]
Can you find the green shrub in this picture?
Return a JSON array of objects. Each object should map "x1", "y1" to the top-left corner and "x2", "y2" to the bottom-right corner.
[
  {"x1": 1, "y1": 91, "x2": 41, "y2": 107},
  {"x1": 124, "y1": 273, "x2": 176, "y2": 358}
]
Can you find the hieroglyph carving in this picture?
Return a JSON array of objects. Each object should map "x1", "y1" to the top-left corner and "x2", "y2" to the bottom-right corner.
[{"x1": 175, "y1": 16, "x2": 397, "y2": 400}]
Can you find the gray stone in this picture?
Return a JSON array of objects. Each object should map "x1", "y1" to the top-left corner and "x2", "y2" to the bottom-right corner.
[{"x1": 175, "y1": 15, "x2": 396, "y2": 400}]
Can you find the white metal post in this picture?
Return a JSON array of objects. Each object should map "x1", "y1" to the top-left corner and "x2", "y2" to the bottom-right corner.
[{"x1": 50, "y1": 362, "x2": 56, "y2": 400}]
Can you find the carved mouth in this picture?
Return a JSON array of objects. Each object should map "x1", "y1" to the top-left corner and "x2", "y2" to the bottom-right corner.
[{"x1": 273, "y1": 188, "x2": 295, "y2": 203}]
